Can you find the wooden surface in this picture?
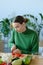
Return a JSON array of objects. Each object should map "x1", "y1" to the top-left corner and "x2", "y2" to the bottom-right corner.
[
  {"x1": 39, "y1": 41, "x2": 43, "y2": 47},
  {"x1": 0, "y1": 53, "x2": 43, "y2": 65},
  {"x1": 30, "y1": 55, "x2": 43, "y2": 65}
]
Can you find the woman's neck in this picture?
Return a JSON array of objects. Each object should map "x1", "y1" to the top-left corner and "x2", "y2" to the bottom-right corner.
[{"x1": 22, "y1": 26, "x2": 26, "y2": 32}]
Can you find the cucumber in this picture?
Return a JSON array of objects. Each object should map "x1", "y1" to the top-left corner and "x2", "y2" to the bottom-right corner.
[{"x1": 12, "y1": 58, "x2": 22, "y2": 65}]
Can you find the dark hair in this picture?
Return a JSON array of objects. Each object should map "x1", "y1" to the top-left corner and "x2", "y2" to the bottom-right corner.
[{"x1": 14, "y1": 16, "x2": 28, "y2": 24}]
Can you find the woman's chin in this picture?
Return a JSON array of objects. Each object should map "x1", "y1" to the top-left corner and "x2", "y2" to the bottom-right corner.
[{"x1": 17, "y1": 31, "x2": 22, "y2": 33}]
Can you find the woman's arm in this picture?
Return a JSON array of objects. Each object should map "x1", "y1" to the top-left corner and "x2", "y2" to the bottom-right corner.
[{"x1": 31, "y1": 32, "x2": 39, "y2": 54}]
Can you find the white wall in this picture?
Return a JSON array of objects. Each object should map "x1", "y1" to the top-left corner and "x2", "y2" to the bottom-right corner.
[
  {"x1": 0, "y1": 0, "x2": 43, "y2": 40},
  {"x1": 0, "y1": 0, "x2": 43, "y2": 20}
]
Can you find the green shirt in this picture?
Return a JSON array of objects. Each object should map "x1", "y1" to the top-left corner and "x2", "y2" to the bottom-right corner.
[{"x1": 8, "y1": 27, "x2": 39, "y2": 54}]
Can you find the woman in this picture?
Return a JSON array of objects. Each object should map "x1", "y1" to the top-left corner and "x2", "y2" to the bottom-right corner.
[{"x1": 8, "y1": 16, "x2": 39, "y2": 54}]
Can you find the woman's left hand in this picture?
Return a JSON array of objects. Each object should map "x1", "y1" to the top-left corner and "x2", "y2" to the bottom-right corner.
[{"x1": 12, "y1": 49, "x2": 21, "y2": 54}]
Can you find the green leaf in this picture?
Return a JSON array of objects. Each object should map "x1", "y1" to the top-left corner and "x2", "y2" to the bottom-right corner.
[
  {"x1": 1, "y1": 18, "x2": 10, "y2": 37},
  {"x1": 30, "y1": 15, "x2": 34, "y2": 18}
]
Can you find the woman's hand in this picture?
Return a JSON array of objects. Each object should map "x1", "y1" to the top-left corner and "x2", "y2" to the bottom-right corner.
[{"x1": 12, "y1": 49, "x2": 21, "y2": 54}]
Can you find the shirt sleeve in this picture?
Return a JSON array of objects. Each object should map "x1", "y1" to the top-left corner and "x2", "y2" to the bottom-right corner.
[
  {"x1": 8, "y1": 29, "x2": 15, "y2": 48},
  {"x1": 31, "y1": 32, "x2": 39, "y2": 54}
]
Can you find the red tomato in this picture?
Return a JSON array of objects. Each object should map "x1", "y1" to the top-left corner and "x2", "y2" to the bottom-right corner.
[
  {"x1": 12, "y1": 52, "x2": 15, "y2": 56},
  {"x1": 1, "y1": 62, "x2": 7, "y2": 65},
  {"x1": 12, "y1": 51, "x2": 21, "y2": 57},
  {"x1": 20, "y1": 54, "x2": 24, "y2": 57},
  {"x1": 14, "y1": 53, "x2": 21, "y2": 57},
  {"x1": 0, "y1": 64, "x2": 2, "y2": 65},
  {"x1": 12, "y1": 51, "x2": 25, "y2": 58}
]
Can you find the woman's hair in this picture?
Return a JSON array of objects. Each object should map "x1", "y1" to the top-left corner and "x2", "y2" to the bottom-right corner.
[{"x1": 14, "y1": 16, "x2": 28, "y2": 24}]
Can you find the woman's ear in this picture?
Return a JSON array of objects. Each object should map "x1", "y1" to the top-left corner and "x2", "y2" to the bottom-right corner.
[
  {"x1": 22, "y1": 22, "x2": 26, "y2": 27},
  {"x1": 23, "y1": 22, "x2": 25, "y2": 24},
  {"x1": 23, "y1": 22, "x2": 25, "y2": 26}
]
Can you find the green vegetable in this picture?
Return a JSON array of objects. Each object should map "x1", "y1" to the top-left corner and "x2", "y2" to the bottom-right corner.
[
  {"x1": 22, "y1": 56, "x2": 32, "y2": 65},
  {"x1": 12, "y1": 57, "x2": 19, "y2": 62},
  {"x1": 12, "y1": 58, "x2": 22, "y2": 65},
  {"x1": 0, "y1": 58, "x2": 3, "y2": 64}
]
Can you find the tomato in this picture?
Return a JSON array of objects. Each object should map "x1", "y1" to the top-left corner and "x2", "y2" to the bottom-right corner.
[
  {"x1": 12, "y1": 51, "x2": 25, "y2": 58},
  {"x1": 14, "y1": 53, "x2": 21, "y2": 57},
  {"x1": 0, "y1": 64, "x2": 2, "y2": 65},
  {"x1": 20, "y1": 54, "x2": 24, "y2": 58},
  {"x1": 1, "y1": 62, "x2": 7, "y2": 65},
  {"x1": 12, "y1": 51, "x2": 21, "y2": 57}
]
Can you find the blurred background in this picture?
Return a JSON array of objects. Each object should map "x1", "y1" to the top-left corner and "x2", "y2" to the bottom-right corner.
[{"x1": 0, "y1": 0, "x2": 43, "y2": 55}]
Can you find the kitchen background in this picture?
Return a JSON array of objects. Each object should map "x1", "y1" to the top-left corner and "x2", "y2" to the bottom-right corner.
[{"x1": 0, "y1": 0, "x2": 43, "y2": 55}]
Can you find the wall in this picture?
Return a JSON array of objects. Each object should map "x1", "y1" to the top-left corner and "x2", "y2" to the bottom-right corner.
[
  {"x1": 0, "y1": 0, "x2": 43, "y2": 45},
  {"x1": 0, "y1": 0, "x2": 43, "y2": 20}
]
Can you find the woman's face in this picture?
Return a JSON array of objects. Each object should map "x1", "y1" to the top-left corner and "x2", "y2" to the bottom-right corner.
[{"x1": 13, "y1": 22, "x2": 26, "y2": 32}]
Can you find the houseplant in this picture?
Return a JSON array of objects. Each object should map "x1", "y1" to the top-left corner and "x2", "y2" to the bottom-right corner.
[
  {"x1": 23, "y1": 13, "x2": 43, "y2": 38},
  {"x1": 1, "y1": 18, "x2": 10, "y2": 37}
]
